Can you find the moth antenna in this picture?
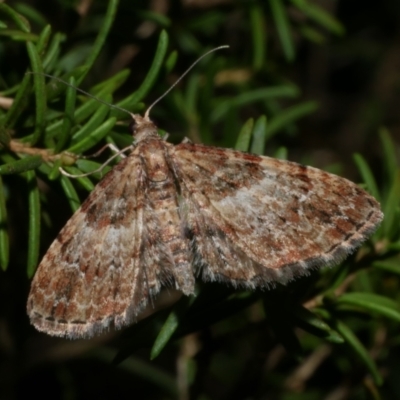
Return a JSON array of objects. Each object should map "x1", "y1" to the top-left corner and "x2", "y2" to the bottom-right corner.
[
  {"x1": 82, "y1": 143, "x2": 129, "y2": 160},
  {"x1": 144, "y1": 45, "x2": 229, "y2": 120},
  {"x1": 28, "y1": 45, "x2": 229, "y2": 120},
  {"x1": 26, "y1": 72, "x2": 134, "y2": 118}
]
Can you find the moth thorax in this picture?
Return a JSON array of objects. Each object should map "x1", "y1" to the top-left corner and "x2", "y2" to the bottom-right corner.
[{"x1": 130, "y1": 114, "x2": 159, "y2": 142}]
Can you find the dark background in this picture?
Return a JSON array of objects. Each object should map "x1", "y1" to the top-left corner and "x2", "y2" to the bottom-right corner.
[{"x1": 0, "y1": 1, "x2": 399, "y2": 399}]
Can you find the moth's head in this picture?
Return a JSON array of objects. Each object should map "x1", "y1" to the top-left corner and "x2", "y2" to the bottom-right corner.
[{"x1": 129, "y1": 113, "x2": 159, "y2": 142}]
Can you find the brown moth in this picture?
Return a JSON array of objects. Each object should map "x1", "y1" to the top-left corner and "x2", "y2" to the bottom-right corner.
[{"x1": 27, "y1": 111, "x2": 383, "y2": 338}]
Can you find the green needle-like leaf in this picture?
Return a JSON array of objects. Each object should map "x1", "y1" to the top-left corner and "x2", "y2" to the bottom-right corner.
[
  {"x1": 250, "y1": 115, "x2": 268, "y2": 155},
  {"x1": 67, "y1": 117, "x2": 117, "y2": 154},
  {"x1": 269, "y1": 0, "x2": 295, "y2": 61},
  {"x1": 336, "y1": 292, "x2": 400, "y2": 323},
  {"x1": 115, "y1": 30, "x2": 169, "y2": 115},
  {"x1": 335, "y1": 319, "x2": 383, "y2": 386},
  {"x1": 26, "y1": 170, "x2": 40, "y2": 277},
  {"x1": 0, "y1": 156, "x2": 42, "y2": 175},
  {"x1": 235, "y1": 118, "x2": 254, "y2": 151}
]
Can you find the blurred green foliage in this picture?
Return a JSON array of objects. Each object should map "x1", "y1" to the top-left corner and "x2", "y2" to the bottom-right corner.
[{"x1": 1, "y1": 1, "x2": 400, "y2": 399}]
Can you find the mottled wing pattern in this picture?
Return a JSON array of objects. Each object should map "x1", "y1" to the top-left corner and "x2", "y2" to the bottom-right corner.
[
  {"x1": 28, "y1": 153, "x2": 159, "y2": 338},
  {"x1": 27, "y1": 112, "x2": 383, "y2": 339},
  {"x1": 170, "y1": 143, "x2": 383, "y2": 288}
]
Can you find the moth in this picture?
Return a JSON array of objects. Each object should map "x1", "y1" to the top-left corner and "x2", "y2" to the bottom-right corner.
[{"x1": 26, "y1": 47, "x2": 383, "y2": 338}]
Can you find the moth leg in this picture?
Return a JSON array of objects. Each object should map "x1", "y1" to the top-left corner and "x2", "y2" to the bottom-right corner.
[
  {"x1": 86, "y1": 143, "x2": 128, "y2": 159},
  {"x1": 60, "y1": 144, "x2": 134, "y2": 179}
]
